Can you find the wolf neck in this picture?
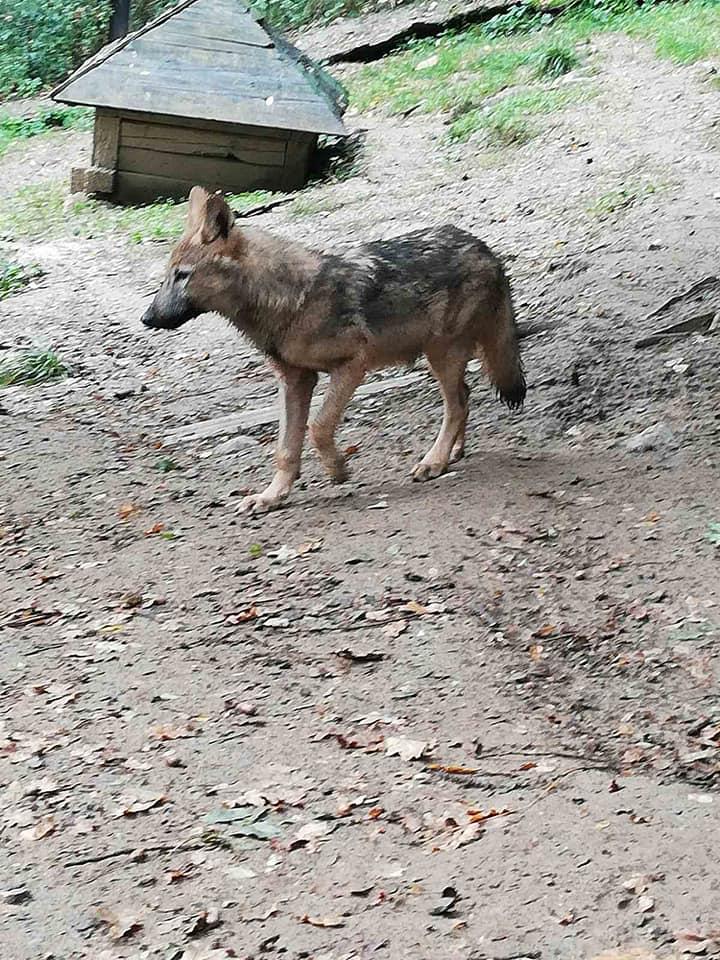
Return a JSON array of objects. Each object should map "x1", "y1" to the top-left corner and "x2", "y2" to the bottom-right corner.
[{"x1": 200, "y1": 228, "x2": 321, "y2": 356}]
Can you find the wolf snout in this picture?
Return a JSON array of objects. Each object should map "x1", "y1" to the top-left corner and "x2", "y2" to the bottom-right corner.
[{"x1": 141, "y1": 306, "x2": 158, "y2": 328}]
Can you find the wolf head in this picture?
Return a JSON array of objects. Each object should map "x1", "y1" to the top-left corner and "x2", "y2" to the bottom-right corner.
[{"x1": 141, "y1": 187, "x2": 237, "y2": 330}]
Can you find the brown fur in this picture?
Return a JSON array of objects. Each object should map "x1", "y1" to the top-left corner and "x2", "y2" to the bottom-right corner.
[{"x1": 142, "y1": 187, "x2": 526, "y2": 513}]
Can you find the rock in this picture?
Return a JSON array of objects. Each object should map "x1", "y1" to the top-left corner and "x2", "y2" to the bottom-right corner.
[
  {"x1": 0, "y1": 887, "x2": 32, "y2": 904},
  {"x1": 107, "y1": 378, "x2": 145, "y2": 399},
  {"x1": 624, "y1": 422, "x2": 675, "y2": 453}
]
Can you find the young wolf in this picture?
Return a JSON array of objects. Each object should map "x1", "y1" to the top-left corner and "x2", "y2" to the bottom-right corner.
[{"x1": 142, "y1": 187, "x2": 526, "y2": 513}]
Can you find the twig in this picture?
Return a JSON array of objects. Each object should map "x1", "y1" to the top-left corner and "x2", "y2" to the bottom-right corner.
[
  {"x1": 234, "y1": 196, "x2": 295, "y2": 219},
  {"x1": 476, "y1": 749, "x2": 616, "y2": 765},
  {"x1": 63, "y1": 839, "x2": 200, "y2": 868},
  {"x1": 510, "y1": 764, "x2": 612, "y2": 819}
]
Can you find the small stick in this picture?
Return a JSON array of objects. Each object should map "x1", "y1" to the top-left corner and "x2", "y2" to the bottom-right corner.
[{"x1": 63, "y1": 840, "x2": 200, "y2": 869}]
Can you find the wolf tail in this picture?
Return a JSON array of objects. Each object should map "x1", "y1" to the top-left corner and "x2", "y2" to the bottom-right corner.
[{"x1": 475, "y1": 272, "x2": 526, "y2": 410}]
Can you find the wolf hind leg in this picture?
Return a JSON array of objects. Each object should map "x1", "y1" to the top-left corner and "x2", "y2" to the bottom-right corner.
[{"x1": 412, "y1": 349, "x2": 470, "y2": 482}]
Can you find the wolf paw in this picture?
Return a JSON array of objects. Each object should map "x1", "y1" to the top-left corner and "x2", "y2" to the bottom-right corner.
[
  {"x1": 411, "y1": 460, "x2": 447, "y2": 483},
  {"x1": 237, "y1": 492, "x2": 285, "y2": 515},
  {"x1": 330, "y1": 460, "x2": 350, "y2": 484}
]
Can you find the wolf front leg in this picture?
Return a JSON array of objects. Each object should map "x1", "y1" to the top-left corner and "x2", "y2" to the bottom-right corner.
[
  {"x1": 308, "y1": 359, "x2": 366, "y2": 482},
  {"x1": 238, "y1": 363, "x2": 318, "y2": 514}
]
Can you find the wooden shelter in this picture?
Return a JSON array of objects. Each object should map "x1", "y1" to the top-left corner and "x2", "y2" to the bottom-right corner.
[{"x1": 51, "y1": 0, "x2": 347, "y2": 204}]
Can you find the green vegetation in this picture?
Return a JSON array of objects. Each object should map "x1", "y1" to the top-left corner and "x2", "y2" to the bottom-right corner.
[
  {"x1": 349, "y1": 26, "x2": 591, "y2": 142},
  {"x1": 0, "y1": 258, "x2": 42, "y2": 299},
  {"x1": 348, "y1": 0, "x2": 720, "y2": 143},
  {"x1": 0, "y1": 349, "x2": 69, "y2": 387},
  {"x1": 449, "y1": 86, "x2": 586, "y2": 144},
  {"x1": 705, "y1": 522, "x2": 720, "y2": 547},
  {"x1": 0, "y1": 0, "x2": 112, "y2": 98},
  {"x1": 256, "y1": 0, "x2": 361, "y2": 28},
  {"x1": 0, "y1": 184, "x2": 273, "y2": 244},
  {"x1": 588, "y1": 181, "x2": 661, "y2": 218},
  {"x1": 287, "y1": 194, "x2": 342, "y2": 217},
  {"x1": 0, "y1": 106, "x2": 92, "y2": 158},
  {"x1": 532, "y1": 42, "x2": 580, "y2": 79}
]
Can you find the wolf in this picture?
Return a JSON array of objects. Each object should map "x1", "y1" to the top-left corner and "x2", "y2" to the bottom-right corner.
[{"x1": 142, "y1": 187, "x2": 526, "y2": 513}]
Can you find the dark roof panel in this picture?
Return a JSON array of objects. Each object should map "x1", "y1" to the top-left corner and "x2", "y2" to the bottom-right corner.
[{"x1": 52, "y1": 0, "x2": 347, "y2": 136}]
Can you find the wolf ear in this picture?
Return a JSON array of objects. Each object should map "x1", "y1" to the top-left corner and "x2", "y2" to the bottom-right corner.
[
  {"x1": 201, "y1": 192, "x2": 235, "y2": 244},
  {"x1": 186, "y1": 187, "x2": 235, "y2": 243},
  {"x1": 187, "y1": 186, "x2": 210, "y2": 233}
]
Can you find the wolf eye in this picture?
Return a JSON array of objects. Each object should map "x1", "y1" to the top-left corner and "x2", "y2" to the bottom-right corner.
[{"x1": 174, "y1": 267, "x2": 192, "y2": 281}]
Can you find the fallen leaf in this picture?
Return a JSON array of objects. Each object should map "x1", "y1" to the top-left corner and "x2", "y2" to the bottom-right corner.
[
  {"x1": 203, "y1": 806, "x2": 282, "y2": 840},
  {"x1": 386, "y1": 736, "x2": 429, "y2": 762},
  {"x1": 123, "y1": 757, "x2": 152, "y2": 772},
  {"x1": 244, "y1": 902, "x2": 279, "y2": 922},
  {"x1": 21, "y1": 815, "x2": 56, "y2": 841},
  {"x1": 296, "y1": 538, "x2": 323, "y2": 554},
  {"x1": 466, "y1": 807, "x2": 511, "y2": 824},
  {"x1": 440, "y1": 822, "x2": 484, "y2": 849},
  {"x1": 144, "y1": 521, "x2": 165, "y2": 536},
  {"x1": 118, "y1": 503, "x2": 139, "y2": 520},
  {"x1": 401, "y1": 600, "x2": 430, "y2": 616},
  {"x1": 292, "y1": 820, "x2": 335, "y2": 844},
  {"x1": 97, "y1": 907, "x2": 143, "y2": 941},
  {"x1": 226, "y1": 606, "x2": 259, "y2": 624},
  {"x1": 153, "y1": 721, "x2": 197, "y2": 741},
  {"x1": 336, "y1": 648, "x2": 385, "y2": 663},
  {"x1": 113, "y1": 792, "x2": 166, "y2": 817},
  {"x1": 429, "y1": 886, "x2": 459, "y2": 916},
  {"x1": 428, "y1": 764, "x2": 478, "y2": 776},
  {"x1": 186, "y1": 906, "x2": 221, "y2": 937},
  {"x1": 382, "y1": 620, "x2": 408, "y2": 639},
  {"x1": 299, "y1": 914, "x2": 345, "y2": 928}
]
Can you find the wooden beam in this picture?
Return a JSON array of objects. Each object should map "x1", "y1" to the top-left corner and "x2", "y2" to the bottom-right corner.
[
  {"x1": 93, "y1": 111, "x2": 121, "y2": 168},
  {"x1": 71, "y1": 166, "x2": 115, "y2": 195}
]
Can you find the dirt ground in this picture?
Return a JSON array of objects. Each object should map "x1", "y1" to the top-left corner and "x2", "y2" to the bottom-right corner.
[{"x1": 1, "y1": 26, "x2": 720, "y2": 960}]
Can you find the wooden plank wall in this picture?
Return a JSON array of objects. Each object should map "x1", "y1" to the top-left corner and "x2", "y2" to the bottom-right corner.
[{"x1": 113, "y1": 113, "x2": 315, "y2": 202}]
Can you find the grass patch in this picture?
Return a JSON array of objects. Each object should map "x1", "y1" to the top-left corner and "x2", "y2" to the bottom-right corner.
[
  {"x1": 347, "y1": 0, "x2": 720, "y2": 142},
  {"x1": 448, "y1": 86, "x2": 589, "y2": 143},
  {"x1": 532, "y1": 42, "x2": 580, "y2": 79},
  {"x1": 624, "y1": 0, "x2": 720, "y2": 64},
  {"x1": 0, "y1": 258, "x2": 42, "y2": 299},
  {"x1": 0, "y1": 349, "x2": 69, "y2": 387},
  {"x1": 0, "y1": 106, "x2": 92, "y2": 158},
  {"x1": 0, "y1": 184, "x2": 274, "y2": 244},
  {"x1": 588, "y1": 180, "x2": 661, "y2": 218},
  {"x1": 287, "y1": 195, "x2": 342, "y2": 217}
]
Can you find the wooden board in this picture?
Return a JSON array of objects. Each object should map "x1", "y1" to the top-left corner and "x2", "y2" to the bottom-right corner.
[
  {"x1": 117, "y1": 145, "x2": 285, "y2": 181},
  {"x1": 120, "y1": 130, "x2": 286, "y2": 164},
  {"x1": 114, "y1": 136, "x2": 313, "y2": 202}
]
